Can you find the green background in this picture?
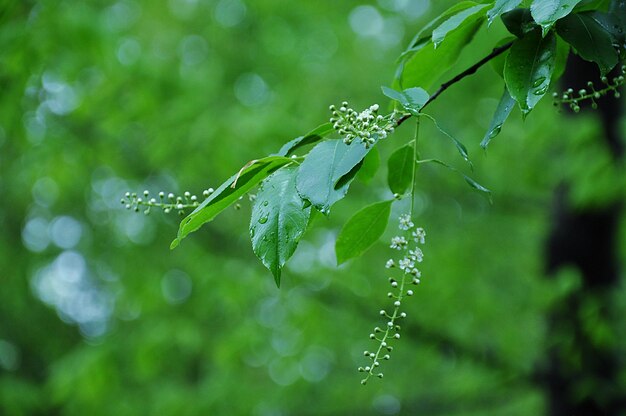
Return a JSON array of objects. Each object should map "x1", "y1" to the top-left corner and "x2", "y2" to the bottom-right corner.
[{"x1": 1, "y1": 0, "x2": 624, "y2": 415}]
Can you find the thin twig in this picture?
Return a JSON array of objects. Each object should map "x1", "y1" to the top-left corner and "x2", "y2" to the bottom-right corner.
[{"x1": 397, "y1": 41, "x2": 515, "y2": 127}]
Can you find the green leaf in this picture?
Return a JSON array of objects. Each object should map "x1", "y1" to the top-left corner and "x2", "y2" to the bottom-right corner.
[
  {"x1": 490, "y1": 37, "x2": 517, "y2": 77},
  {"x1": 398, "y1": 9, "x2": 485, "y2": 89},
  {"x1": 358, "y1": 148, "x2": 380, "y2": 184},
  {"x1": 530, "y1": 0, "x2": 583, "y2": 35},
  {"x1": 387, "y1": 143, "x2": 415, "y2": 195},
  {"x1": 481, "y1": 88, "x2": 516, "y2": 149},
  {"x1": 171, "y1": 156, "x2": 292, "y2": 249},
  {"x1": 381, "y1": 86, "x2": 429, "y2": 115},
  {"x1": 335, "y1": 200, "x2": 393, "y2": 265},
  {"x1": 592, "y1": 8, "x2": 625, "y2": 44},
  {"x1": 556, "y1": 12, "x2": 619, "y2": 74},
  {"x1": 420, "y1": 113, "x2": 472, "y2": 167},
  {"x1": 487, "y1": 0, "x2": 523, "y2": 25},
  {"x1": 610, "y1": 1, "x2": 626, "y2": 56},
  {"x1": 432, "y1": 4, "x2": 490, "y2": 47},
  {"x1": 504, "y1": 29, "x2": 556, "y2": 115},
  {"x1": 403, "y1": 1, "x2": 482, "y2": 54},
  {"x1": 501, "y1": 8, "x2": 539, "y2": 37},
  {"x1": 250, "y1": 166, "x2": 311, "y2": 287},
  {"x1": 574, "y1": 0, "x2": 611, "y2": 12},
  {"x1": 552, "y1": 35, "x2": 571, "y2": 82},
  {"x1": 463, "y1": 175, "x2": 493, "y2": 202},
  {"x1": 277, "y1": 123, "x2": 335, "y2": 157},
  {"x1": 296, "y1": 139, "x2": 372, "y2": 214}
]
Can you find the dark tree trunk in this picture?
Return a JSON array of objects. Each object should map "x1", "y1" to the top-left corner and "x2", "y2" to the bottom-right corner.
[{"x1": 542, "y1": 54, "x2": 625, "y2": 415}]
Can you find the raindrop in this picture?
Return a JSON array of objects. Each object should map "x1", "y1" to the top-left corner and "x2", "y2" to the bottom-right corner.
[
  {"x1": 262, "y1": 201, "x2": 269, "y2": 206},
  {"x1": 532, "y1": 77, "x2": 546, "y2": 88},
  {"x1": 258, "y1": 216, "x2": 268, "y2": 224},
  {"x1": 488, "y1": 124, "x2": 502, "y2": 139}
]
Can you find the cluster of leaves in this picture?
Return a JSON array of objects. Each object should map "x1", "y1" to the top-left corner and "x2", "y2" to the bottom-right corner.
[{"x1": 165, "y1": 0, "x2": 624, "y2": 288}]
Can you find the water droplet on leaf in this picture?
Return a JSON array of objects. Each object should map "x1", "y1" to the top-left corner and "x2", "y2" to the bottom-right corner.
[
  {"x1": 532, "y1": 77, "x2": 546, "y2": 88},
  {"x1": 489, "y1": 125, "x2": 502, "y2": 139},
  {"x1": 258, "y1": 216, "x2": 268, "y2": 224}
]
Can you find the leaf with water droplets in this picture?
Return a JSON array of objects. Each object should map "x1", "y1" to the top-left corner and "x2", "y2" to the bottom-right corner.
[
  {"x1": 432, "y1": 3, "x2": 490, "y2": 47},
  {"x1": 250, "y1": 166, "x2": 311, "y2": 287},
  {"x1": 530, "y1": 0, "x2": 583, "y2": 35},
  {"x1": 504, "y1": 29, "x2": 556, "y2": 115},
  {"x1": 335, "y1": 200, "x2": 393, "y2": 265},
  {"x1": 296, "y1": 139, "x2": 372, "y2": 214},
  {"x1": 397, "y1": 1, "x2": 486, "y2": 90},
  {"x1": 481, "y1": 88, "x2": 516, "y2": 149},
  {"x1": 171, "y1": 156, "x2": 292, "y2": 249},
  {"x1": 556, "y1": 11, "x2": 620, "y2": 75}
]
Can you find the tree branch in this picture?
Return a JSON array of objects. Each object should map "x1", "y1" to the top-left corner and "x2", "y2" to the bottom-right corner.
[{"x1": 397, "y1": 41, "x2": 514, "y2": 126}]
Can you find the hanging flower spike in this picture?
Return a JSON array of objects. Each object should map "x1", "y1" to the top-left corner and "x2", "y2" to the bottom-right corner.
[{"x1": 359, "y1": 214, "x2": 427, "y2": 385}]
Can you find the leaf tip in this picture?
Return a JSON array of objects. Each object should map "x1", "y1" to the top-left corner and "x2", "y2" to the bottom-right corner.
[
  {"x1": 170, "y1": 238, "x2": 180, "y2": 250},
  {"x1": 272, "y1": 269, "x2": 282, "y2": 288}
]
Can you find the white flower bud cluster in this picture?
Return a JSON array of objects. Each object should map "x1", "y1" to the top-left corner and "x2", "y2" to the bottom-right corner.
[
  {"x1": 359, "y1": 214, "x2": 427, "y2": 385},
  {"x1": 329, "y1": 101, "x2": 396, "y2": 148},
  {"x1": 121, "y1": 188, "x2": 214, "y2": 216},
  {"x1": 553, "y1": 65, "x2": 625, "y2": 112}
]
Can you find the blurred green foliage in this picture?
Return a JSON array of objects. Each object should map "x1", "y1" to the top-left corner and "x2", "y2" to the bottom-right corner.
[{"x1": 0, "y1": 1, "x2": 624, "y2": 415}]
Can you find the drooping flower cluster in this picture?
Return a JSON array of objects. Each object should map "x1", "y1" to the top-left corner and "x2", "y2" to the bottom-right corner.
[
  {"x1": 553, "y1": 65, "x2": 624, "y2": 112},
  {"x1": 329, "y1": 101, "x2": 397, "y2": 148},
  {"x1": 121, "y1": 188, "x2": 214, "y2": 215},
  {"x1": 358, "y1": 215, "x2": 427, "y2": 384}
]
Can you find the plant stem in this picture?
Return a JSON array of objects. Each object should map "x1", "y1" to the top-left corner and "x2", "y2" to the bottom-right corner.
[{"x1": 396, "y1": 41, "x2": 514, "y2": 127}]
